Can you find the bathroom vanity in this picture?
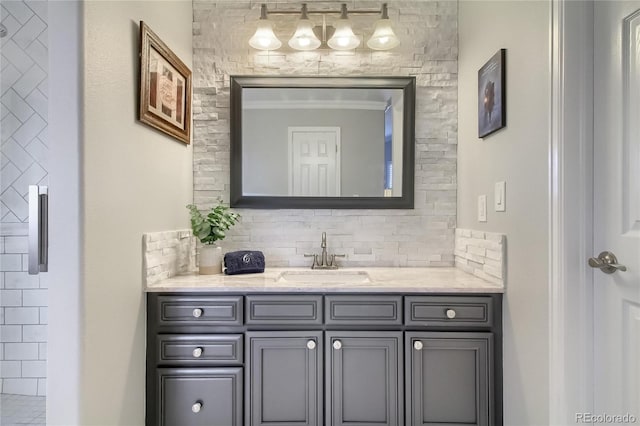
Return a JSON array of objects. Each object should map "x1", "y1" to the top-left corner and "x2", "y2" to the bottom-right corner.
[{"x1": 145, "y1": 268, "x2": 503, "y2": 426}]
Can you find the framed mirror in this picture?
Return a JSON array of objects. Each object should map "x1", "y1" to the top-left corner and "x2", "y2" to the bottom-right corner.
[{"x1": 230, "y1": 76, "x2": 415, "y2": 209}]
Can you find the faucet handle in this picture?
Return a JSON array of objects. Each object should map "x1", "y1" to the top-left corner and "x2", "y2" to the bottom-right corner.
[
  {"x1": 333, "y1": 254, "x2": 346, "y2": 258},
  {"x1": 303, "y1": 254, "x2": 315, "y2": 257}
]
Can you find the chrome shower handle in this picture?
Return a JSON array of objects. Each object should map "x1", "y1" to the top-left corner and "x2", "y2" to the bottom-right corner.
[{"x1": 28, "y1": 185, "x2": 48, "y2": 275}]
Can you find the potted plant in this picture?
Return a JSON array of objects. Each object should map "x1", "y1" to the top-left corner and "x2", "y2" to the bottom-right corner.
[{"x1": 187, "y1": 201, "x2": 240, "y2": 275}]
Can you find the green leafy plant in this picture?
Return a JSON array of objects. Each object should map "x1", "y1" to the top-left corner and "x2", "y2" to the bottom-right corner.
[{"x1": 187, "y1": 202, "x2": 240, "y2": 245}]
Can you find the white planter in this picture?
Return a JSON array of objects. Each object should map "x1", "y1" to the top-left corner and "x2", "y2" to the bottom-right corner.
[{"x1": 199, "y1": 245, "x2": 222, "y2": 275}]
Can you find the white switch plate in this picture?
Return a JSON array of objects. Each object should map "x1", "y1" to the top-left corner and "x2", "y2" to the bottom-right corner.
[
  {"x1": 478, "y1": 195, "x2": 487, "y2": 222},
  {"x1": 495, "y1": 181, "x2": 506, "y2": 212}
]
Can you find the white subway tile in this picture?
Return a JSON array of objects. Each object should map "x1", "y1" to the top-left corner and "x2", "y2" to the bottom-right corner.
[
  {"x1": 1, "y1": 360, "x2": 21, "y2": 378},
  {"x1": 3, "y1": 236, "x2": 28, "y2": 254},
  {"x1": 21, "y1": 360, "x2": 46, "y2": 377},
  {"x1": 22, "y1": 324, "x2": 46, "y2": 342},
  {"x1": 2, "y1": 378, "x2": 38, "y2": 395},
  {"x1": 0, "y1": 325, "x2": 22, "y2": 342},
  {"x1": 4, "y1": 342, "x2": 38, "y2": 360},
  {"x1": 5, "y1": 307, "x2": 39, "y2": 324},
  {"x1": 22, "y1": 289, "x2": 46, "y2": 306},
  {"x1": 4, "y1": 272, "x2": 39, "y2": 289},
  {"x1": 0, "y1": 289, "x2": 22, "y2": 306},
  {"x1": 0, "y1": 254, "x2": 23, "y2": 271},
  {"x1": 38, "y1": 307, "x2": 47, "y2": 324},
  {"x1": 12, "y1": 14, "x2": 46, "y2": 50}
]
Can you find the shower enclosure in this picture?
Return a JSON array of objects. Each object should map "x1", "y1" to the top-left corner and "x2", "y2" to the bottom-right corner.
[{"x1": 0, "y1": 1, "x2": 49, "y2": 424}]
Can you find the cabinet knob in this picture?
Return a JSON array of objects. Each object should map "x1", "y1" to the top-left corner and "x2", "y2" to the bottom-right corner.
[
  {"x1": 192, "y1": 347, "x2": 203, "y2": 358},
  {"x1": 192, "y1": 402, "x2": 202, "y2": 413},
  {"x1": 446, "y1": 309, "x2": 457, "y2": 319},
  {"x1": 192, "y1": 308, "x2": 203, "y2": 318},
  {"x1": 414, "y1": 341, "x2": 424, "y2": 351},
  {"x1": 333, "y1": 340, "x2": 342, "y2": 350},
  {"x1": 306, "y1": 340, "x2": 316, "y2": 350}
]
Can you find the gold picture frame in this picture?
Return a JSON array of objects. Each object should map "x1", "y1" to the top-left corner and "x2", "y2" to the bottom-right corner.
[{"x1": 139, "y1": 21, "x2": 192, "y2": 144}]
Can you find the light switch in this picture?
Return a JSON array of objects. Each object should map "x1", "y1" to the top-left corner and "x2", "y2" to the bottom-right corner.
[
  {"x1": 478, "y1": 195, "x2": 487, "y2": 222},
  {"x1": 495, "y1": 181, "x2": 506, "y2": 212}
]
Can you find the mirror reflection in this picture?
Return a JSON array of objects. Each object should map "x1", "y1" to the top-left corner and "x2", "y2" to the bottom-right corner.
[
  {"x1": 242, "y1": 87, "x2": 404, "y2": 198},
  {"x1": 230, "y1": 76, "x2": 415, "y2": 209}
]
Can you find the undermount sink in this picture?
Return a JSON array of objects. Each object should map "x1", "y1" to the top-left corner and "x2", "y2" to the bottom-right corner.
[{"x1": 276, "y1": 270, "x2": 372, "y2": 284}]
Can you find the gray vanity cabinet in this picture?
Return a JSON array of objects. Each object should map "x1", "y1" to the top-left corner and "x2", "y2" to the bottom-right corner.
[
  {"x1": 246, "y1": 331, "x2": 323, "y2": 426},
  {"x1": 326, "y1": 331, "x2": 404, "y2": 426},
  {"x1": 406, "y1": 332, "x2": 493, "y2": 426},
  {"x1": 157, "y1": 367, "x2": 243, "y2": 426},
  {"x1": 147, "y1": 293, "x2": 503, "y2": 426}
]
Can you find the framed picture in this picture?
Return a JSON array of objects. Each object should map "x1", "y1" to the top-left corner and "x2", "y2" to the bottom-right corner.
[
  {"x1": 478, "y1": 49, "x2": 506, "y2": 138},
  {"x1": 139, "y1": 21, "x2": 192, "y2": 144}
]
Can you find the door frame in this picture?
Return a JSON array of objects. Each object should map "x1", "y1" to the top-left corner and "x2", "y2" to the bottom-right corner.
[{"x1": 549, "y1": 0, "x2": 595, "y2": 423}]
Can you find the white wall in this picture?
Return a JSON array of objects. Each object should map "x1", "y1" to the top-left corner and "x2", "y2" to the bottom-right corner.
[
  {"x1": 458, "y1": 1, "x2": 550, "y2": 424},
  {"x1": 81, "y1": 2, "x2": 192, "y2": 424}
]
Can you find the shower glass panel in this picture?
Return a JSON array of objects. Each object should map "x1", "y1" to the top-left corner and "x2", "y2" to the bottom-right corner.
[{"x1": 0, "y1": 2, "x2": 48, "y2": 424}]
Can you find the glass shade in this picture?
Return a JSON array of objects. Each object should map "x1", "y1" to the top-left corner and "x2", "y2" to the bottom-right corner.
[
  {"x1": 288, "y1": 19, "x2": 321, "y2": 51},
  {"x1": 249, "y1": 20, "x2": 282, "y2": 51},
  {"x1": 366, "y1": 18, "x2": 400, "y2": 50},
  {"x1": 327, "y1": 19, "x2": 360, "y2": 50}
]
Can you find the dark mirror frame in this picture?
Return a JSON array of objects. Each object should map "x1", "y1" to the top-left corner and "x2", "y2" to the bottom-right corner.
[{"x1": 230, "y1": 75, "x2": 416, "y2": 209}]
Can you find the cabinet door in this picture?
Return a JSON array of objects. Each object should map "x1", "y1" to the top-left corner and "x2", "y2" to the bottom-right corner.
[
  {"x1": 157, "y1": 367, "x2": 242, "y2": 426},
  {"x1": 406, "y1": 332, "x2": 493, "y2": 426},
  {"x1": 326, "y1": 331, "x2": 403, "y2": 426},
  {"x1": 246, "y1": 331, "x2": 323, "y2": 426}
]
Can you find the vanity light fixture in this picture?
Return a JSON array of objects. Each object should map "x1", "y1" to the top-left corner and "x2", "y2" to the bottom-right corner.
[
  {"x1": 248, "y1": 4, "x2": 282, "y2": 51},
  {"x1": 250, "y1": 3, "x2": 399, "y2": 52}
]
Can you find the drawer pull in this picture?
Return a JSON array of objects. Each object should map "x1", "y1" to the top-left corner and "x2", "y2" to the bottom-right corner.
[
  {"x1": 446, "y1": 309, "x2": 457, "y2": 319},
  {"x1": 414, "y1": 341, "x2": 424, "y2": 351},
  {"x1": 306, "y1": 340, "x2": 316, "y2": 350},
  {"x1": 192, "y1": 347, "x2": 203, "y2": 358},
  {"x1": 192, "y1": 308, "x2": 203, "y2": 318},
  {"x1": 192, "y1": 402, "x2": 202, "y2": 413},
  {"x1": 333, "y1": 340, "x2": 342, "y2": 350}
]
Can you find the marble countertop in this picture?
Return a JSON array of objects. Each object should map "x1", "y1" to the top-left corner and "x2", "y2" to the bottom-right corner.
[{"x1": 145, "y1": 267, "x2": 504, "y2": 293}]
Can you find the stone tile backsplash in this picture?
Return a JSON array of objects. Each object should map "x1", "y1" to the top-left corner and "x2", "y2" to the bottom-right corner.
[
  {"x1": 191, "y1": 0, "x2": 458, "y2": 267},
  {"x1": 454, "y1": 229, "x2": 506, "y2": 286},
  {"x1": 143, "y1": 230, "x2": 196, "y2": 286}
]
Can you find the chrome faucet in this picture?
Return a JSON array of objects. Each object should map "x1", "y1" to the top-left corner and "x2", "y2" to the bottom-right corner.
[{"x1": 305, "y1": 232, "x2": 345, "y2": 269}]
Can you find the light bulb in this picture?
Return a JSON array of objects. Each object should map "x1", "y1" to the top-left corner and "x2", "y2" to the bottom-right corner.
[
  {"x1": 366, "y1": 4, "x2": 400, "y2": 51},
  {"x1": 249, "y1": 20, "x2": 282, "y2": 51},
  {"x1": 249, "y1": 5, "x2": 282, "y2": 51},
  {"x1": 288, "y1": 5, "x2": 321, "y2": 51},
  {"x1": 327, "y1": 21, "x2": 360, "y2": 50}
]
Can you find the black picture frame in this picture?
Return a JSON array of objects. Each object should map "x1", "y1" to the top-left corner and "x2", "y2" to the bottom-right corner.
[{"x1": 478, "y1": 49, "x2": 506, "y2": 138}]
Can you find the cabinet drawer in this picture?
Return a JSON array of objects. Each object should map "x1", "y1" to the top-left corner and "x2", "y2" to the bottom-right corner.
[
  {"x1": 405, "y1": 296, "x2": 493, "y2": 328},
  {"x1": 157, "y1": 368, "x2": 242, "y2": 426},
  {"x1": 325, "y1": 295, "x2": 403, "y2": 325},
  {"x1": 246, "y1": 295, "x2": 323, "y2": 325},
  {"x1": 156, "y1": 296, "x2": 243, "y2": 327},
  {"x1": 156, "y1": 334, "x2": 243, "y2": 366}
]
